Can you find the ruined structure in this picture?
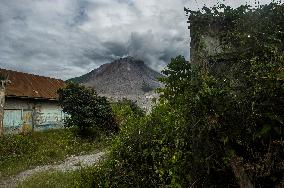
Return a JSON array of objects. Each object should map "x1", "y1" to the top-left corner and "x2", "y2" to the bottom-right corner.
[
  {"x1": 188, "y1": 12, "x2": 223, "y2": 67},
  {"x1": 0, "y1": 69, "x2": 66, "y2": 134}
]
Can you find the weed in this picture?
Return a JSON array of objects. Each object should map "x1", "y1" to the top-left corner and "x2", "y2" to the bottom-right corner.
[{"x1": 0, "y1": 129, "x2": 111, "y2": 179}]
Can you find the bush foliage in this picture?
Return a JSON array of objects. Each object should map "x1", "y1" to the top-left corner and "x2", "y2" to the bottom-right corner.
[{"x1": 58, "y1": 83, "x2": 118, "y2": 136}]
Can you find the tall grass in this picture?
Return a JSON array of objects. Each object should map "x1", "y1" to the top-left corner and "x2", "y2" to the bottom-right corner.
[{"x1": 0, "y1": 129, "x2": 110, "y2": 178}]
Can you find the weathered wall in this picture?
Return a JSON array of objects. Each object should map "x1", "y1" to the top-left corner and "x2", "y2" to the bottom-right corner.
[
  {"x1": 190, "y1": 21, "x2": 222, "y2": 66},
  {"x1": 3, "y1": 98, "x2": 65, "y2": 133}
]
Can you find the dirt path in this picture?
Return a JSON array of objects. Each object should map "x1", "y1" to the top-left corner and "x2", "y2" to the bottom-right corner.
[{"x1": 0, "y1": 152, "x2": 105, "y2": 188}]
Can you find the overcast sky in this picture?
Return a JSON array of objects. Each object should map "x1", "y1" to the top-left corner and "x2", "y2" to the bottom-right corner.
[{"x1": 0, "y1": 0, "x2": 272, "y2": 80}]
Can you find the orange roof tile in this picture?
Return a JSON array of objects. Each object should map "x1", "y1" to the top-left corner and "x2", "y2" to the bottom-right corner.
[{"x1": 0, "y1": 69, "x2": 66, "y2": 100}]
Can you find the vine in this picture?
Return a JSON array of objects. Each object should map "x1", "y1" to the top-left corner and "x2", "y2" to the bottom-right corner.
[{"x1": 185, "y1": 2, "x2": 284, "y2": 72}]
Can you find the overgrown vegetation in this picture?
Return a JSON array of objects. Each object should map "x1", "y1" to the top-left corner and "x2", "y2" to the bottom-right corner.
[
  {"x1": 12, "y1": 2, "x2": 284, "y2": 188},
  {"x1": 182, "y1": 3, "x2": 284, "y2": 187},
  {"x1": 72, "y1": 3, "x2": 282, "y2": 187},
  {"x1": 16, "y1": 100, "x2": 145, "y2": 188},
  {"x1": 0, "y1": 129, "x2": 109, "y2": 179},
  {"x1": 58, "y1": 82, "x2": 118, "y2": 137},
  {"x1": 111, "y1": 98, "x2": 145, "y2": 127}
]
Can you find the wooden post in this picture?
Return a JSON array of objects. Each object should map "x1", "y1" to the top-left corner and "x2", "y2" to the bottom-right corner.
[
  {"x1": 0, "y1": 80, "x2": 6, "y2": 136},
  {"x1": 0, "y1": 76, "x2": 10, "y2": 136}
]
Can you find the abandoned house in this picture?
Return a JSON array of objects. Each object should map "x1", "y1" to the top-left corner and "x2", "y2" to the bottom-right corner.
[{"x1": 0, "y1": 69, "x2": 66, "y2": 134}]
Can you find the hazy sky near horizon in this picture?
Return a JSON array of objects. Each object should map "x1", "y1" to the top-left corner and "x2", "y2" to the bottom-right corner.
[{"x1": 0, "y1": 0, "x2": 272, "y2": 80}]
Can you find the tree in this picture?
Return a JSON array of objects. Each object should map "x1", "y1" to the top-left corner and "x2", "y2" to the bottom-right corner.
[
  {"x1": 158, "y1": 3, "x2": 284, "y2": 187},
  {"x1": 58, "y1": 82, "x2": 118, "y2": 136},
  {"x1": 159, "y1": 50, "x2": 283, "y2": 187}
]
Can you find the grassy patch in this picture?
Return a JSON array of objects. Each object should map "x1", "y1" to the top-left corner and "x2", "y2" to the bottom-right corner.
[
  {"x1": 17, "y1": 165, "x2": 102, "y2": 188},
  {"x1": 0, "y1": 129, "x2": 111, "y2": 179},
  {"x1": 17, "y1": 170, "x2": 81, "y2": 188}
]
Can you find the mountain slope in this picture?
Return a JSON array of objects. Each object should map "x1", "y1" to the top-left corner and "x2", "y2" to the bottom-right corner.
[{"x1": 69, "y1": 57, "x2": 163, "y2": 108}]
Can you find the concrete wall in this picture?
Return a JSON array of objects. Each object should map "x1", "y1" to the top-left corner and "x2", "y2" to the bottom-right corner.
[
  {"x1": 190, "y1": 22, "x2": 222, "y2": 66},
  {"x1": 3, "y1": 98, "x2": 65, "y2": 134}
]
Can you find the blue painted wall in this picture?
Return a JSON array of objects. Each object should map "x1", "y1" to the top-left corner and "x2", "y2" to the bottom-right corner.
[
  {"x1": 3, "y1": 110, "x2": 22, "y2": 133},
  {"x1": 3, "y1": 98, "x2": 64, "y2": 133}
]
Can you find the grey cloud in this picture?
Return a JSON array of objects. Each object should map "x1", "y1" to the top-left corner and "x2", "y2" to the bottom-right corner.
[
  {"x1": 126, "y1": 31, "x2": 189, "y2": 71},
  {"x1": 103, "y1": 42, "x2": 128, "y2": 58},
  {"x1": 80, "y1": 30, "x2": 186, "y2": 72},
  {"x1": 69, "y1": 0, "x2": 90, "y2": 26},
  {"x1": 0, "y1": 0, "x2": 272, "y2": 80}
]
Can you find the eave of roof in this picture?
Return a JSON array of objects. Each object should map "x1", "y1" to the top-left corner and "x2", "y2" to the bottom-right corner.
[{"x1": 6, "y1": 95, "x2": 59, "y2": 101}]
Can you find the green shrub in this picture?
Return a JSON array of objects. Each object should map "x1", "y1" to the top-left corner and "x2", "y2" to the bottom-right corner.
[
  {"x1": 158, "y1": 52, "x2": 283, "y2": 187},
  {"x1": 111, "y1": 99, "x2": 145, "y2": 127},
  {"x1": 77, "y1": 103, "x2": 188, "y2": 187},
  {"x1": 58, "y1": 83, "x2": 118, "y2": 137}
]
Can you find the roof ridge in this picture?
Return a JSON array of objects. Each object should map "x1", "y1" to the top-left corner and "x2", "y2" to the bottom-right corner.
[{"x1": 0, "y1": 68, "x2": 64, "y2": 82}]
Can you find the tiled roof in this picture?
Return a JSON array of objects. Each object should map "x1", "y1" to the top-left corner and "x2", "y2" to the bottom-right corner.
[{"x1": 0, "y1": 69, "x2": 66, "y2": 100}]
